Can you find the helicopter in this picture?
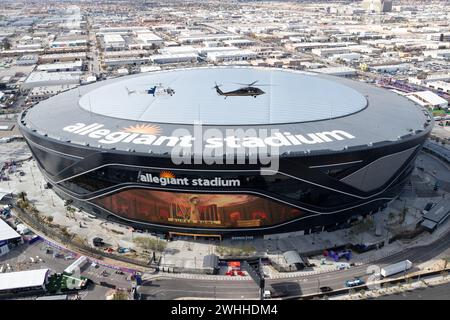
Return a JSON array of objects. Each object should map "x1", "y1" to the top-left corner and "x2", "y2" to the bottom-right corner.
[
  {"x1": 125, "y1": 83, "x2": 175, "y2": 97},
  {"x1": 213, "y1": 81, "x2": 268, "y2": 98}
]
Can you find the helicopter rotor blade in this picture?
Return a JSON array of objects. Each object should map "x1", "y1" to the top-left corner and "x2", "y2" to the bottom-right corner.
[
  {"x1": 233, "y1": 81, "x2": 259, "y2": 86},
  {"x1": 233, "y1": 82, "x2": 275, "y2": 87}
]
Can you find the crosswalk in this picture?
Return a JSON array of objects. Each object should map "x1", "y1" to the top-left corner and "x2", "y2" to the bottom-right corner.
[{"x1": 83, "y1": 265, "x2": 129, "y2": 285}]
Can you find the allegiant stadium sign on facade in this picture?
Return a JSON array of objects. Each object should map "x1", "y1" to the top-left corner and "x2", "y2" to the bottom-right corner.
[{"x1": 139, "y1": 172, "x2": 241, "y2": 187}]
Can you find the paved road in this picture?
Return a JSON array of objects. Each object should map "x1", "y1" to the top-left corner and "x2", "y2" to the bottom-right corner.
[
  {"x1": 138, "y1": 278, "x2": 260, "y2": 300},
  {"x1": 417, "y1": 152, "x2": 450, "y2": 182},
  {"x1": 86, "y1": 17, "x2": 101, "y2": 76},
  {"x1": 138, "y1": 229, "x2": 450, "y2": 299},
  {"x1": 266, "y1": 228, "x2": 450, "y2": 297},
  {"x1": 376, "y1": 282, "x2": 450, "y2": 300}
]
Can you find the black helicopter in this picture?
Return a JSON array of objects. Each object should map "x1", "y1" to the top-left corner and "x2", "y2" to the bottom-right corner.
[{"x1": 214, "y1": 81, "x2": 268, "y2": 98}]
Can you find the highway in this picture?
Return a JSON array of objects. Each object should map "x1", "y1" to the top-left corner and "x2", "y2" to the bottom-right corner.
[
  {"x1": 376, "y1": 282, "x2": 450, "y2": 300},
  {"x1": 138, "y1": 279, "x2": 260, "y2": 300},
  {"x1": 138, "y1": 229, "x2": 450, "y2": 300}
]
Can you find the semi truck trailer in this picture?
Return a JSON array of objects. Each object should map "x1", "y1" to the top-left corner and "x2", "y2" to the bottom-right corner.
[{"x1": 380, "y1": 260, "x2": 412, "y2": 278}]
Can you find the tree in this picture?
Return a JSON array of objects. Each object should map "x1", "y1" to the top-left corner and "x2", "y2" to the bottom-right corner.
[
  {"x1": 400, "y1": 207, "x2": 409, "y2": 224},
  {"x1": 133, "y1": 236, "x2": 167, "y2": 252},
  {"x1": 1, "y1": 38, "x2": 11, "y2": 50},
  {"x1": 29, "y1": 205, "x2": 39, "y2": 214},
  {"x1": 18, "y1": 191, "x2": 27, "y2": 202},
  {"x1": 16, "y1": 191, "x2": 30, "y2": 210},
  {"x1": 112, "y1": 290, "x2": 129, "y2": 300},
  {"x1": 388, "y1": 212, "x2": 395, "y2": 221},
  {"x1": 442, "y1": 257, "x2": 450, "y2": 270},
  {"x1": 66, "y1": 205, "x2": 76, "y2": 218}
]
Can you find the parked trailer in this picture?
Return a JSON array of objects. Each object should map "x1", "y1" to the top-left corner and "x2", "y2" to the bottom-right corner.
[
  {"x1": 380, "y1": 260, "x2": 412, "y2": 278},
  {"x1": 64, "y1": 255, "x2": 88, "y2": 275}
]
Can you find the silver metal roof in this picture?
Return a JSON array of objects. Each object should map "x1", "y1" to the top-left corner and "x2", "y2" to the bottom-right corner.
[
  {"x1": 20, "y1": 67, "x2": 432, "y2": 155},
  {"x1": 283, "y1": 250, "x2": 304, "y2": 265},
  {"x1": 78, "y1": 67, "x2": 367, "y2": 125}
]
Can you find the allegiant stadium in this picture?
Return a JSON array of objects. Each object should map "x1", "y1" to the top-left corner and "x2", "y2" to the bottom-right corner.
[{"x1": 18, "y1": 67, "x2": 433, "y2": 238}]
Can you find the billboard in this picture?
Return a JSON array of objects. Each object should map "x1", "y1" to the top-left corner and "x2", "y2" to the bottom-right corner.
[{"x1": 93, "y1": 189, "x2": 304, "y2": 229}]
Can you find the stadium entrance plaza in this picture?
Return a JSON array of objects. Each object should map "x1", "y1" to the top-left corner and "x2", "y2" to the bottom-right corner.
[{"x1": 2, "y1": 142, "x2": 450, "y2": 277}]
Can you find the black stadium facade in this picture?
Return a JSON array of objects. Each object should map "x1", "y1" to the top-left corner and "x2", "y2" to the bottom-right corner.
[{"x1": 18, "y1": 67, "x2": 433, "y2": 238}]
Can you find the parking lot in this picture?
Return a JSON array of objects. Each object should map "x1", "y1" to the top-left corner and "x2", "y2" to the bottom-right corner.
[
  {"x1": 0, "y1": 238, "x2": 133, "y2": 299},
  {"x1": 0, "y1": 141, "x2": 31, "y2": 165}
]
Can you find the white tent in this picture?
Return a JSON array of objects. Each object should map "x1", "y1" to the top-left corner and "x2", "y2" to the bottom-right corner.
[
  {"x1": 406, "y1": 91, "x2": 448, "y2": 108},
  {"x1": 0, "y1": 269, "x2": 49, "y2": 292},
  {"x1": 0, "y1": 218, "x2": 20, "y2": 242}
]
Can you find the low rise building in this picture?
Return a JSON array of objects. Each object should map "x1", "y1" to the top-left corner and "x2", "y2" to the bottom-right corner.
[
  {"x1": 103, "y1": 50, "x2": 149, "y2": 60},
  {"x1": 16, "y1": 43, "x2": 42, "y2": 50},
  {"x1": 331, "y1": 53, "x2": 361, "y2": 63},
  {"x1": 369, "y1": 63, "x2": 410, "y2": 74},
  {"x1": 16, "y1": 55, "x2": 38, "y2": 66},
  {"x1": 37, "y1": 60, "x2": 83, "y2": 72},
  {"x1": 27, "y1": 84, "x2": 77, "y2": 103},
  {"x1": 312, "y1": 47, "x2": 351, "y2": 57},
  {"x1": 159, "y1": 46, "x2": 198, "y2": 55},
  {"x1": 205, "y1": 49, "x2": 257, "y2": 63},
  {"x1": 178, "y1": 34, "x2": 240, "y2": 44},
  {"x1": 103, "y1": 34, "x2": 126, "y2": 50},
  {"x1": 198, "y1": 46, "x2": 241, "y2": 57},
  {"x1": 50, "y1": 39, "x2": 87, "y2": 48},
  {"x1": 223, "y1": 39, "x2": 256, "y2": 47},
  {"x1": 421, "y1": 199, "x2": 450, "y2": 232},
  {"x1": 104, "y1": 57, "x2": 151, "y2": 67},
  {"x1": 426, "y1": 81, "x2": 450, "y2": 94},
  {"x1": 423, "y1": 49, "x2": 450, "y2": 60},
  {"x1": 426, "y1": 33, "x2": 450, "y2": 42},
  {"x1": 136, "y1": 32, "x2": 164, "y2": 46},
  {"x1": 22, "y1": 72, "x2": 80, "y2": 90},
  {"x1": 150, "y1": 53, "x2": 198, "y2": 64},
  {"x1": 39, "y1": 52, "x2": 86, "y2": 64}
]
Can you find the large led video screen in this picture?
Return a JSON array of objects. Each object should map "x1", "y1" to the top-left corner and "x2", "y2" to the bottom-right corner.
[{"x1": 93, "y1": 189, "x2": 304, "y2": 228}]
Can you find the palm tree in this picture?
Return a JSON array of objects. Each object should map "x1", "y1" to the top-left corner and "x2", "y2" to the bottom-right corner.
[
  {"x1": 18, "y1": 191, "x2": 27, "y2": 202},
  {"x1": 112, "y1": 290, "x2": 129, "y2": 300},
  {"x1": 1, "y1": 38, "x2": 11, "y2": 50},
  {"x1": 442, "y1": 257, "x2": 450, "y2": 270}
]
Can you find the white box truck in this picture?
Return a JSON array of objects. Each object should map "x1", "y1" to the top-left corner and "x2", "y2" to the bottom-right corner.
[{"x1": 380, "y1": 260, "x2": 412, "y2": 278}]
